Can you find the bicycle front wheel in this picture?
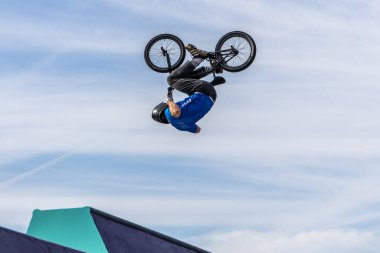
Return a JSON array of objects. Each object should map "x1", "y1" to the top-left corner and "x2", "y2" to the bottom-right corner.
[
  {"x1": 215, "y1": 31, "x2": 256, "y2": 72},
  {"x1": 144, "y1": 34, "x2": 185, "y2": 73}
]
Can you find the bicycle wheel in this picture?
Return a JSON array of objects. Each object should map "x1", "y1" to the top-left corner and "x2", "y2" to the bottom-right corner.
[
  {"x1": 215, "y1": 31, "x2": 256, "y2": 72},
  {"x1": 144, "y1": 34, "x2": 186, "y2": 73}
]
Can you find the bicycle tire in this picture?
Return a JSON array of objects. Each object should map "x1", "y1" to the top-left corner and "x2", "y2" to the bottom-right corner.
[
  {"x1": 144, "y1": 34, "x2": 186, "y2": 73},
  {"x1": 215, "y1": 31, "x2": 256, "y2": 72}
]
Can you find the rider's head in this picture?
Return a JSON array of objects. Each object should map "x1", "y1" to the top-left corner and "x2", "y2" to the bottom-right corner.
[{"x1": 152, "y1": 102, "x2": 169, "y2": 124}]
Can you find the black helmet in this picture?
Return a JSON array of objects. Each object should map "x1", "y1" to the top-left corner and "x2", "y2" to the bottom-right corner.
[{"x1": 152, "y1": 102, "x2": 169, "y2": 124}]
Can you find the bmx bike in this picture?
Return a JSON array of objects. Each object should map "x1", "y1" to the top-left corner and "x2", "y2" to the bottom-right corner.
[{"x1": 144, "y1": 31, "x2": 256, "y2": 77}]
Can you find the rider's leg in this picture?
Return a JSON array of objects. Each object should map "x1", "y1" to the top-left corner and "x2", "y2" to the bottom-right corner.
[
  {"x1": 195, "y1": 81, "x2": 217, "y2": 102},
  {"x1": 189, "y1": 66, "x2": 213, "y2": 79},
  {"x1": 167, "y1": 56, "x2": 217, "y2": 101},
  {"x1": 166, "y1": 57, "x2": 206, "y2": 96},
  {"x1": 170, "y1": 78, "x2": 217, "y2": 101},
  {"x1": 167, "y1": 58, "x2": 203, "y2": 84},
  {"x1": 168, "y1": 75, "x2": 217, "y2": 101}
]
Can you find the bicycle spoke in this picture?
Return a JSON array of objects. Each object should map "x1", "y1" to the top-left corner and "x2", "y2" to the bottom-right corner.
[
  {"x1": 219, "y1": 35, "x2": 253, "y2": 68},
  {"x1": 148, "y1": 38, "x2": 184, "y2": 69},
  {"x1": 150, "y1": 50, "x2": 167, "y2": 68}
]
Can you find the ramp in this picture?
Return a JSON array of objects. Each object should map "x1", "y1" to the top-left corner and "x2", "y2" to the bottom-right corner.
[
  {"x1": 0, "y1": 226, "x2": 83, "y2": 253},
  {"x1": 27, "y1": 207, "x2": 107, "y2": 253},
  {"x1": 27, "y1": 206, "x2": 211, "y2": 253}
]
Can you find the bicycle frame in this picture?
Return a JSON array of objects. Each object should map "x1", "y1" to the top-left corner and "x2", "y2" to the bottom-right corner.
[
  {"x1": 208, "y1": 47, "x2": 238, "y2": 77},
  {"x1": 162, "y1": 45, "x2": 239, "y2": 76}
]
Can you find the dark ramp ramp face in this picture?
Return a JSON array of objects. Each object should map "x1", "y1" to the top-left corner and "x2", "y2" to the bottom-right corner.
[
  {"x1": 0, "y1": 226, "x2": 83, "y2": 253},
  {"x1": 91, "y1": 209, "x2": 211, "y2": 253}
]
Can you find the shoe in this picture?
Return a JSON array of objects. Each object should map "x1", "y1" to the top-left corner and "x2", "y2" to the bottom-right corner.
[
  {"x1": 210, "y1": 76, "x2": 226, "y2": 86},
  {"x1": 185, "y1": 44, "x2": 209, "y2": 59}
]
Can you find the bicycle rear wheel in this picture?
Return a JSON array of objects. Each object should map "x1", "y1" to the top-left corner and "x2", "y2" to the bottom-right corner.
[
  {"x1": 215, "y1": 31, "x2": 256, "y2": 72},
  {"x1": 144, "y1": 34, "x2": 185, "y2": 73}
]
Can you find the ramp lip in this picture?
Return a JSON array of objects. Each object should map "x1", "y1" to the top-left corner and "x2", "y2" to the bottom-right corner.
[{"x1": 90, "y1": 207, "x2": 212, "y2": 253}]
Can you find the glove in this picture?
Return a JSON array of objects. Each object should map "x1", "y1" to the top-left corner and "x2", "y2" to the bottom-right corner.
[
  {"x1": 211, "y1": 76, "x2": 226, "y2": 86},
  {"x1": 167, "y1": 87, "x2": 174, "y2": 101}
]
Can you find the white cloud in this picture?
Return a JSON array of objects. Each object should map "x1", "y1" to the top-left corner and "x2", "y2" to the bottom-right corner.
[
  {"x1": 193, "y1": 229, "x2": 380, "y2": 253},
  {"x1": 0, "y1": 14, "x2": 143, "y2": 54}
]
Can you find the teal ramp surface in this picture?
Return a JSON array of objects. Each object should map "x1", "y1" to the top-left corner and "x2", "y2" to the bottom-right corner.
[{"x1": 27, "y1": 207, "x2": 108, "y2": 253}]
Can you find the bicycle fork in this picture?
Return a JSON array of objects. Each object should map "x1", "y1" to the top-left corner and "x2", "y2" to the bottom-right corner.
[{"x1": 161, "y1": 47, "x2": 172, "y2": 73}]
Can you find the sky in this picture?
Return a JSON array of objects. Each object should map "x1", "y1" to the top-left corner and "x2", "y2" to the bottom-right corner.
[{"x1": 0, "y1": 0, "x2": 380, "y2": 252}]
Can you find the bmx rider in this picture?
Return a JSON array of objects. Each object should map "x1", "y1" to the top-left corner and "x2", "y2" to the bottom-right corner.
[{"x1": 152, "y1": 45, "x2": 225, "y2": 133}]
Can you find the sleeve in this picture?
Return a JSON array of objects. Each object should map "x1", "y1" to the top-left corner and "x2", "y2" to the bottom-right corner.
[{"x1": 176, "y1": 123, "x2": 198, "y2": 134}]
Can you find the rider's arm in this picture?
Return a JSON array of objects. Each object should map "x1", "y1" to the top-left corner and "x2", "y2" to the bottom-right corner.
[
  {"x1": 167, "y1": 100, "x2": 181, "y2": 118},
  {"x1": 190, "y1": 124, "x2": 201, "y2": 134},
  {"x1": 166, "y1": 87, "x2": 181, "y2": 118},
  {"x1": 176, "y1": 123, "x2": 200, "y2": 134}
]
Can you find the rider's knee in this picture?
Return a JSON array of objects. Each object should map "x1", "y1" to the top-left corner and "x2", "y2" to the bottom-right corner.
[
  {"x1": 209, "y1": 89, "x2": 217, "y2": 102},
  {"x1": 197, "y1": 83, "x2": 216, "y2": 102}
]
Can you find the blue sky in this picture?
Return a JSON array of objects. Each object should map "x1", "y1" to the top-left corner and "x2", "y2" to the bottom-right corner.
[{"x1": 1, "y1": 0, "x2": 380, "y2": 252}]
